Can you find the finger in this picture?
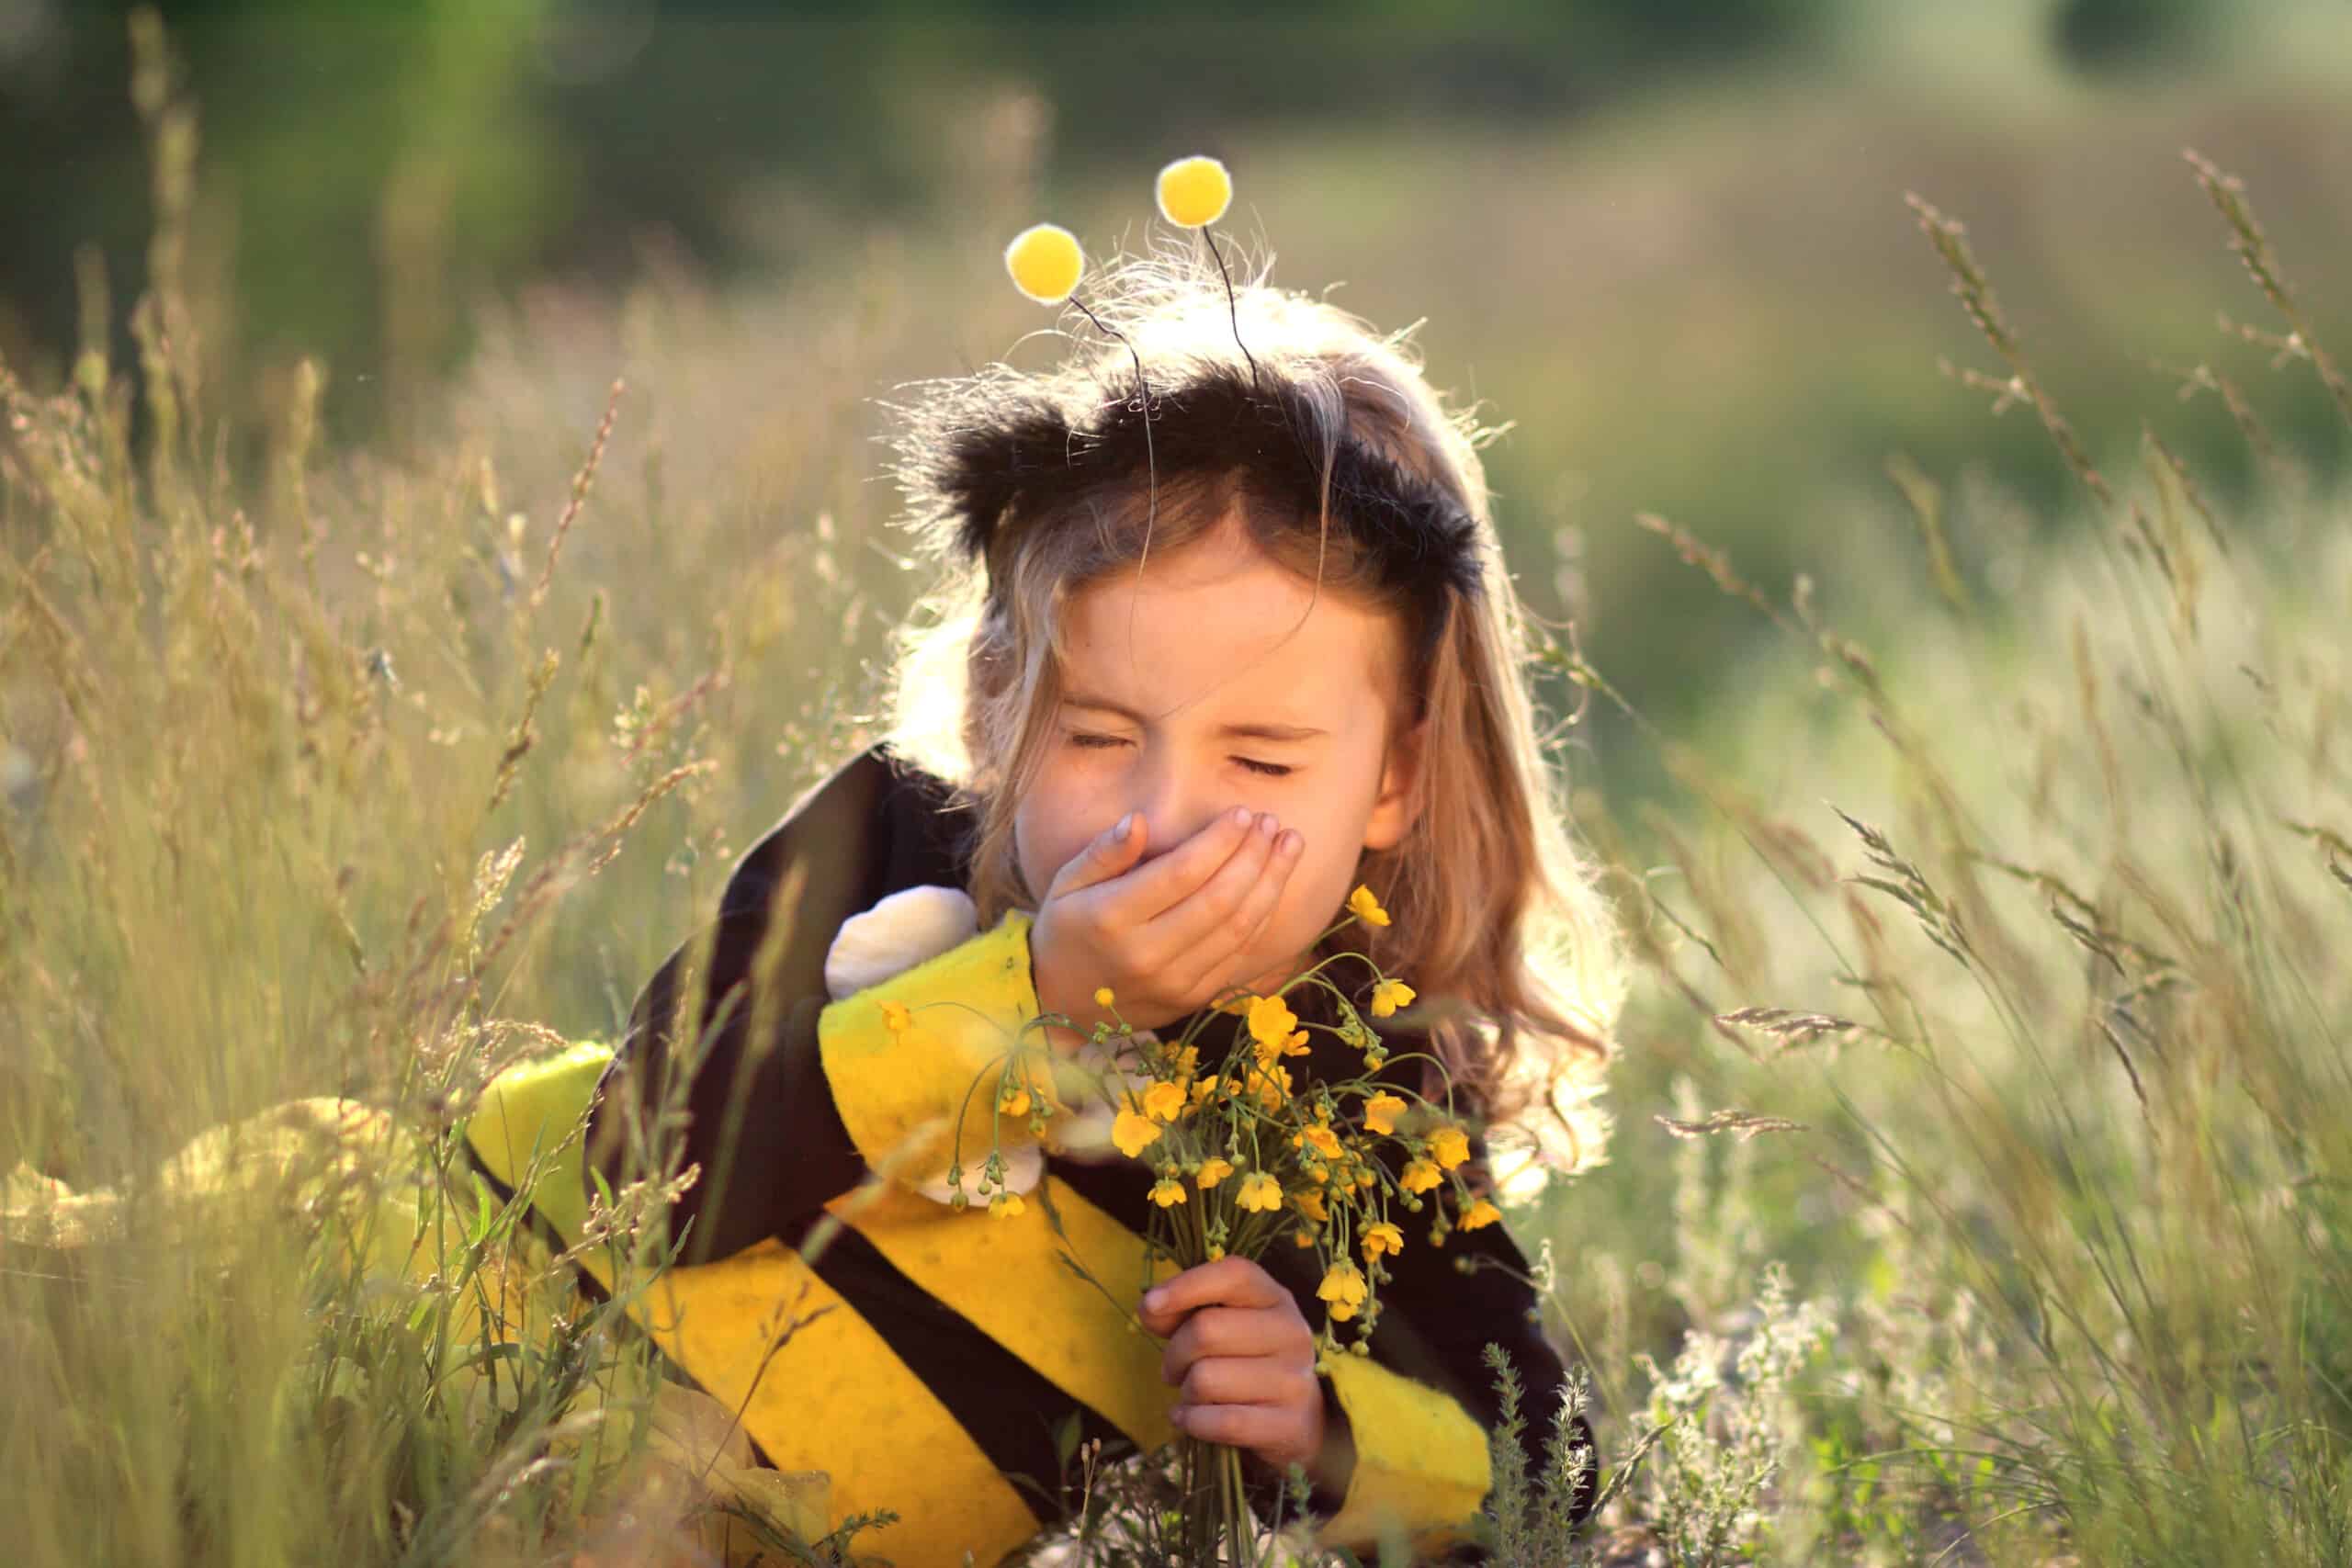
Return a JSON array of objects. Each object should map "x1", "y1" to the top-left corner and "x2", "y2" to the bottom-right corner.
[
  {"x1": 1138, "y1": 1256, "x2": 1290, "y2": 1332},
  {"x1": 1189, "y1": 826, "x2": 1303, "y2": 995},
  {"x1": 1091, "y1": 806, "x2": 1258, "y2": 927},
  {"x1": 1047, "y1": 811, "x2": 1148, "y2": 898},
  {"x1": 1160, "y1": 1305, "x2": 1307, "y2": 1385},
  {"x1": 1169, "y1": 1400, "x2": 1295, "y2": 1452},
  {"x1": 1139, "y1": 811, "x2": 1282, "y2": 962},
  {"x1": 1180, "y1": 1354, "x2": 1317, "y2": 1410}
]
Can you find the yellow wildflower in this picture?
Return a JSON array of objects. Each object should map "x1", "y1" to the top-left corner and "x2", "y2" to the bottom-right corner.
[
  {"x1": 1400, "y1": 1157, "x2": 1443, "y2": 1195},
  {"x1": 1458, "y1": 1198, "x2": 1501, "y2": 1231},
  {"x1": 1112, "y1": 1105, "x2": 1163, "y2": 1159},
  {"x1": 1234, "y1": 1171, "x2": 1283, "y2": 1213},
  {"x1": 1195, "y1": 1156, "x2": 1236, "y2": 1190},
  {"x1": 1155, "y1": 154, "x2": 1233, "y2": 229},
  {"x1": 1142, "y1": 1078, "x2": 1188, "y2": 1123},
  {"x1": 1292, "y1": 1188, "x2": 1329, "y2": 1224},
  {"x1": 1149, "y1": 1177, "x2": 1188, "y2": 1209},
  {"x1": 1369, "y1": 978, "x2": 1416, "y2": 1019},
  {"x1": 1093, "y1": 986, "x2": 1116, "y2": 1009},
  {"x1": 1294, "y1": 1230, "x2": 1317, "y2": 1247},
  {"x1": 879, "y1": 999, "x2": 910, "y2": 1034},
  {"x1": 1004, "y1": 223, "x2": 1082, "y2": 305},
  {"x1": 1347, "y1": 885, "x2": 1391, "y2": 928},
  {"x1": 1246, "y1": 993, "x2": 1309, "y2": 1062},
  {"x1": 1317, "y1": 1260, "x2": 1369, "y2": 1322},
  {"x1": 1361, "y1": 1092, "x2": 1407, "y2": 1136},
  {"x1": 989, "y1": 1190, "x2": 1025, "y2": 1220},
  {"x1": 998, "y1": 1084, "x2": 1031, "y2": 1118},
  {"x1": 1429, "y1": 1125, "x2": 1472, "y2": 1170},
  {"x1": 1250, "y1": 1062, "x2": 1294, "y2": 1111},
  {"x1": 1295, "y1": 1122, "x2": 1343, "y2": 1161},
  {"x1": 1362, "y1": 1220, "x2": 1405, "y2": 1261}
]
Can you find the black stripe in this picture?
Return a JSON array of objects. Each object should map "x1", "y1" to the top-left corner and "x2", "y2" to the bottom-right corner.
[{"x1": 780, "y1": 1211, "x2": 1132, "y2": 1523}]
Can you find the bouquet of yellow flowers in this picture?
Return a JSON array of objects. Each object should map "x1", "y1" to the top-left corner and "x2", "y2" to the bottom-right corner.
[{"x1": 945, "y1": 884, "x2": 1498, "y2": 1561}]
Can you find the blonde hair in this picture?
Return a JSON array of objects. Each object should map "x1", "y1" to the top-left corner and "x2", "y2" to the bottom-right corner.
[{"x1": 878, "y1": 238, "x2": 1627, "y2": 1192}]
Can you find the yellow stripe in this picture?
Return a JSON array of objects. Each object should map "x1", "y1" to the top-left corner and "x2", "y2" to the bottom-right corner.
[
  {"x1": 818, "y1": 911, "x2": 1042, "y2": 1180},
  {"x1": 832, "y1": 1175, "x2": 1182, "y2": 1450},
  {"x1": 620, "y1": 1238, "x2": 1038, "y2": 1567},
  {"x1": 466, "y1": 1048, "x2": 1039, "y2": 1566},
  {"x1": 1314, "y1": 1350, "x2": 1493, "y2": 1551}
]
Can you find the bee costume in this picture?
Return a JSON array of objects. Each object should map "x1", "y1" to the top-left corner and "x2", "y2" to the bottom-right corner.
[
  {"x1": 469, "y1": 154, "x2": 1600, "y2": 1564},
  {"x1": 466, "y1": 741, "x2": 1596, "y2": 1565}
]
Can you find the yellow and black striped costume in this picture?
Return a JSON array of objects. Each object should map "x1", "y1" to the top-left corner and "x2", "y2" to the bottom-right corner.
[{"x1": 461, "y1": 746, "x2": 1595, "y2": 1564}]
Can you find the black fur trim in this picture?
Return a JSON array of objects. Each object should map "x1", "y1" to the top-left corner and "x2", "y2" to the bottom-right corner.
[{"x1": 915, "y1": 359, "x2": 1484, "y2": 648}]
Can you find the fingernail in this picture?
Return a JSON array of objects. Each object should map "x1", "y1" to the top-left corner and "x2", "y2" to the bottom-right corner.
[
  {"x1": 1279, "y1": 829, "x2": 1302, "y2": 855},
  {"x1": 1169, "y1": 1404, "x2": 1189, "y2": 1430},
  {"x1": 1256, "y1": 813, "x2": 1277, "y2": 839},
  {"x1": 1114, "y1": 812, "x2": 1134, "y2": 840},
  {"x1": 1142, "y1": 1287, "x2": 1165, "y2": 1311},
  {"x1": 1229, "y1": 805, "x2": 1252, "y2": 829}
]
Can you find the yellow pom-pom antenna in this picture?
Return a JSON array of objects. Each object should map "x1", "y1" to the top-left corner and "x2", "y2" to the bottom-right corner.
[
  {"x1": 1004, "y1": 223, "x2": 1083, "y2": 305},
  {"x1": 1156, "y1": 154, "x2": 1233, "y2": 229}
]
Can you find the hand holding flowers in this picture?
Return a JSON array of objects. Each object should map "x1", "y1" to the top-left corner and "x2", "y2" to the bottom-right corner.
[{"x1": 938, "y1": 876, "x2": 1499, "y2": 1558}]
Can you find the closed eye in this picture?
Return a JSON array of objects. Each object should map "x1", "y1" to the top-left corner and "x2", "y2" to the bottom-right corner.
[{"x1": 1064, "y1": 731, "x2": 1294, "y2": 778}]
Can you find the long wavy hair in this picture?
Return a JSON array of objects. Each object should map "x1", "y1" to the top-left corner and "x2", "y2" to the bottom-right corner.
[{"x1": 876, "y1": 236, "x2": 1627, "y2": 1192}]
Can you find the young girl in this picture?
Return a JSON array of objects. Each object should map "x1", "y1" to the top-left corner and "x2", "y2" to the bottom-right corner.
[{"x1": 464, "y1": 224, "x2": 1627, "y2": 1564}]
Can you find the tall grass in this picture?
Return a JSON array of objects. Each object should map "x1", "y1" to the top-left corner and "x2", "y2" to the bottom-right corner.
[{"x1": 6, "y1": 16, "x2": 2350, "y2": 1566}]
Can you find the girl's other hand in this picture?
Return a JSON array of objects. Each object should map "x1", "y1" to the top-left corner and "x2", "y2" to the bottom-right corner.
[
  {"x1": 1030, "y1": 807, "x2": 1305, "y2": 1040},
  {"x1": 1139, "y1": 1257, "x2": 1334, "y2": 1483}
]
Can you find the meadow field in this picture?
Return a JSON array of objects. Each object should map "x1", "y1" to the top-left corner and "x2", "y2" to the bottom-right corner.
[{"x1": 5, "y1": 7, "x2": 2351, "y2": 1564}]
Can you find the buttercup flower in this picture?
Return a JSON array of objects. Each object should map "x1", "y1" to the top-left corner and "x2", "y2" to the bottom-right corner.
[
  {"x1": 1112, "y1": 1104, "x2": 1163, "y2": 1159},
  {"x1": 879, "y1": 999, "x2": 911, "y2": 1034},
  {"x1": 1156, "y1": 154, "x2": 1233, "y2": 229},
  {"x1": 1317, "y1": 1260, "x2": 1370, "y2": 1322},
  {"x1": 1093, "y1": 986, "x2": 1116, "y2": 1009},
  {"x1": 1004, "y1": 223, "x2": 1083, "y2": 304},
  {"x1": 1295, "y1": 1123, "x2": 1343, "y2": 1161},
  {"x1": 1150, "y1": 1177, "x2": 1189, "y2": 1209},
  {"x1": 1429, "y1": 1124, "x2": 1472, "y2": 1170},
  {"x1": 1194, "y1": 1156, "x2": 1236, "y2": 1190},
  {"x1": 998, "y1": 1084, "x2": 1031, "y2": 1118},
  {"x1": 1400, "y1": 1157, "x2": 1444, "y2": 1195},
  {"x1": 1246, "y1": 994, "x2": 1309, "y2": 1062},
  {"x1": 1362, "y1": 1092, "x2": 1407, "y2": 1136},
  {"x1": 1458, "y1": 1198, "x2": 1502, "y2": 1232},
  {"x1": 1347, "y1": 885, "x2": 1391, "y2": 928},
  {"x1": 1362, "y1": 1220, "x2": 1405, "y2": 1261},
  {"x1": 1292, "y1": 1188, "x2": 1329, "y2": 1224},
  {"x1": 1234, "y1": 1171, "x2": 1284, "y2": 1213},
  {"x1": 1369, "y1": 978, "x2": 1416, "y2": 1019},
  {"x1": 1142, "y1": 1079, "x2": 1189, "y2": 1123},
  {"x1": 989, "y1": 1190, "x2": 1026, "y2": 1220}
]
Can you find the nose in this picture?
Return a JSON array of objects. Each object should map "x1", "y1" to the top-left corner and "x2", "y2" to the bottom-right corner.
[{"x1": 1129, "y1": 748, "x2": 1229, "y2": 860}]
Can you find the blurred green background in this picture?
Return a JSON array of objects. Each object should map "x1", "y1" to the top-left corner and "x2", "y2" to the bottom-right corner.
[{"x1": 4, "y1": 0, "x2": 2348, "y2": 800}]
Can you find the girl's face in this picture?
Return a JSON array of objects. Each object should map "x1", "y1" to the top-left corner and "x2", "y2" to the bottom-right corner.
[{"x1": 1012, "y1": 513, "x2": 1423, "y2": 995}]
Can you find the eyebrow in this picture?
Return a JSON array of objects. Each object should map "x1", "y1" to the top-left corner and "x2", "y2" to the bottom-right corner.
[{"x1": 1060, "y1": 692, "x2": 1329, "y2": 743}]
